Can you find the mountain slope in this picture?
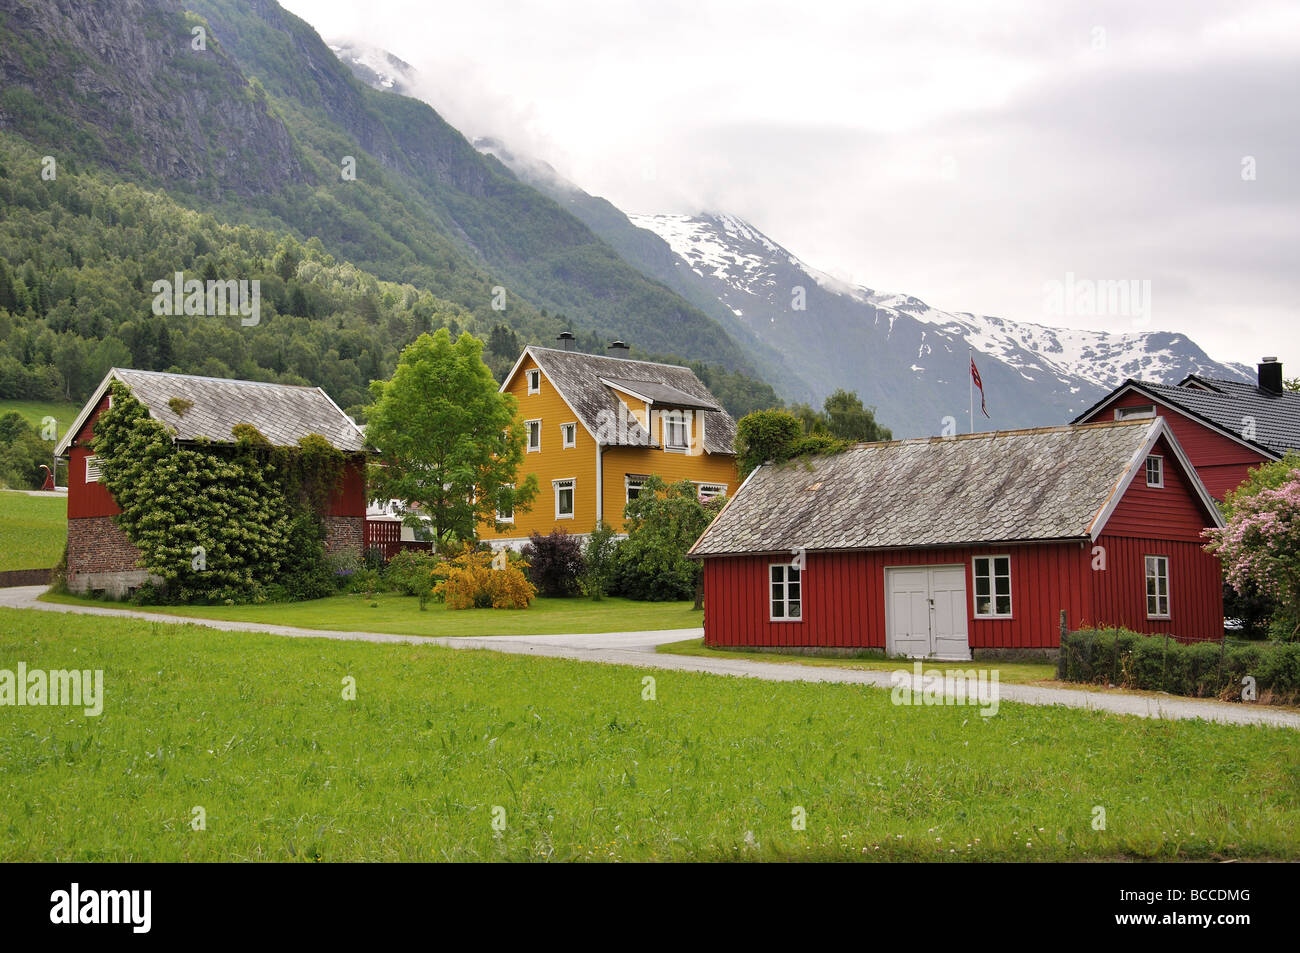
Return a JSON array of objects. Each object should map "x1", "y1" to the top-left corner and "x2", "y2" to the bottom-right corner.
[{"x1": 629, "y1": 213, "x2": 1253, "y2": 436}]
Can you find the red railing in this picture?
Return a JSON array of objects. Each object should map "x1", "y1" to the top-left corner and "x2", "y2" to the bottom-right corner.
[{"x1": 363, "y1": 520, "x2": 433, "y2": 562}]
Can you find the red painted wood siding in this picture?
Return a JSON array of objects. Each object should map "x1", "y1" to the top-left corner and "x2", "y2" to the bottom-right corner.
[
  {"x1": 1101, "y1": 435, "x2": 1216, "y2": 541},
  {"x1": 703, "y1": 543, "x2": 1095, "y2": 650},
  {"x1": 1089, "y1": 535, "x2": 1222, "y2": 641},
  {"x1": 328, "y1": 456, "x2": 367, "y2": 517},
  {"x1": 67, "y1": 396, "x2": 121, "y2": 519},
  {"x1": 1081, "y1": 391, "x2": 1269, "y2": 499}
]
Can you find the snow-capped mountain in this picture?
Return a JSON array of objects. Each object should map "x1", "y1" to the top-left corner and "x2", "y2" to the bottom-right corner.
[
  {"x1": 330, "y1": 44, "x2": 1253, "y2": 437},
  {"x1": 628, "y1": 213, "x2": 1252, "y2": 435}
]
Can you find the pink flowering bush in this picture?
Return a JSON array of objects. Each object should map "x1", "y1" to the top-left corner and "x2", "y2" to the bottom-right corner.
[{"x1": 1206, "y1": 467, "x2": 1300, "y2": 641}]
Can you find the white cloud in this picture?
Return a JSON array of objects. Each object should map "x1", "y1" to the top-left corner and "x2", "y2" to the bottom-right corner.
[{"x1": 283, "y1": 0, "x2": 1300, "y2": 367}]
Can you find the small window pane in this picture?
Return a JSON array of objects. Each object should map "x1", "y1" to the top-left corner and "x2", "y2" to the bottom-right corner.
[
  {"x1": 771, "y1": 565, "x2": 783, "y2": 583},
  {"x1": 772, "y1": 601, "x2": 784, "y2": 618},
  {"x1": 996, "y1": 595, "x2": 1011, "y2": 615},
  {"x1": 788, "y1": 601, "x2": 801, "y2": 619},
  {"x1": 994, "y1": 557, "x2": 1009, "y2": 575}
]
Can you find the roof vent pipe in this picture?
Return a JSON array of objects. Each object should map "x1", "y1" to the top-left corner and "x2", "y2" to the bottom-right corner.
[{"x1": 607, "y1": 341, "x2": 630, "y2": 358}]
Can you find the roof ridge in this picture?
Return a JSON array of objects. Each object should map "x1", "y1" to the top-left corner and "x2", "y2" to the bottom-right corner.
[
  {"x1": 113, "y1": 367, "x2": 318, "y2": 390},
  {"x1": 841, "y1": 419, "x2": 1150, "y2": 452},
  {"x1": 529, "y1": 345, "x2": 690, "y2": 372}
]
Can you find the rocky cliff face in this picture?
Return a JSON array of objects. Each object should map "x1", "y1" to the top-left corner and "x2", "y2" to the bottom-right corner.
[{"x1": 0, "y1": 0, "x2": 303, "y2": 195}]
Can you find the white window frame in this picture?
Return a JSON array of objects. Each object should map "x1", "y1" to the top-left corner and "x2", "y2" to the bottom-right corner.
[
  {"x1": 553, "y1": 478, "x2": 575, "y2": 520},
  {"x1": 625, "y1": 475, "x2": 645, "y2": 504},
  {"x1": 769, "y1": 563, "x2": 803, "y2": 622},
  {"x1": 527, "y1": 369, "x2": 541, "y2": 394},
  {"x1": 1115, "y1": 404, "x2": 1156, "y2": 420},
  {"x1": 663, "y1": 410, "x2": 689, "y2": 452},
  {"x1": 1145, "y1": 555, "x2": 1170, "y2": 619},
  {"x1": 1145, "y1": 455, "x2": 1164, "y2": 488},
  {"x1": 972, "y1": 555, "x2": 1013, "y2": 619},
  {"x1": 84, "y1": 454, "x2": 101, "y2": 483},
  {"x1": 496, "y1": 483, "x2": 514, "y2": 524},
  {"x1": 561, "y1": 422, "x2": 577, "y2": 449},
  {"x1": 526, "y1": 418, "x2": 541, "y2": 453},
  {"x1": 695, "y1": 482, "x2": 726, "y2": 501}
]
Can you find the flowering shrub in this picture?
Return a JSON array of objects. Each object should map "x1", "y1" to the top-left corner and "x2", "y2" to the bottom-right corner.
[
  {"x1": 432, "y1": 547, "x2": 536, "y2": 609},
  {"x1": 1206, "y1": 466, "x2": 1300, "y2": 641}
]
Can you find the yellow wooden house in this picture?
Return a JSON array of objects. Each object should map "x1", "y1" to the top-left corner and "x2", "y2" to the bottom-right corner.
[{"x1": 482, "y1": 338, "x2": 741, "y2": 547}]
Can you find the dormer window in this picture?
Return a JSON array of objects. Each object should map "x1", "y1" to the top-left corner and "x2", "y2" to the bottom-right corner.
[
  {"x1": 664, "y1": 411, "x2": 689, "y2": 451},
  {"x1": 527, "y1": 369, "x2": 541, "y2": 394},
  {"x1": 1145, "y1": 455, "x2": 1164, "y2": 488}
]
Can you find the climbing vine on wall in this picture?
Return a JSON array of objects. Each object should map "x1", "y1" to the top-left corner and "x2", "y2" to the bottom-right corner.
[{"x1": 92, "y1": 381, "x2": 342, "y2": 603}]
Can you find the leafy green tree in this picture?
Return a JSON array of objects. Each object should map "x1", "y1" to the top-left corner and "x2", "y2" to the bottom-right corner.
[
  {"x1": 822, "y1": 388, "x2": 892, "y2": 442},
  {"x1": 735, "y1": 409, "x2": 807, "y2": 477},
  {"x1": 365, "y1": 329, "x2": 537, "y2": 546},
  {"x1": 0, "y1": 412, "x2": 52, "y2": 489},
  {"x1": 613, "y1": 476, "x2": 721, "y2": 603}
]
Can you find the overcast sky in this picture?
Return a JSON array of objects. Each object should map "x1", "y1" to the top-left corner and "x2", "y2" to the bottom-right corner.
[{"x1": 283, "y1": 0, "x2": 1299, "y2": 368}]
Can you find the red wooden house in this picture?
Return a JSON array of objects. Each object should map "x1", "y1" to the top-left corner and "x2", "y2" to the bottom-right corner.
[
  {"x1": 1073, "y1": 357, "x2": 1299, "y2": 500},
  {"x1": 55, "y1": 368, "x2": 368, "y2": 597},
  {"x1": 689, "y1": 419, "x2": 1225, "y2": 658}
]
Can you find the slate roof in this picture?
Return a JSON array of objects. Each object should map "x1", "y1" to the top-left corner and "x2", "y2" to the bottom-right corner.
[
  {"x1": 1073, "y1": 376, "x2": 1300, "y2": 457},
  {"x1": 63, "y1": 369, "x2": 366, "y2": 453},
  {"x1": 526, "y1": 346, "x2": 736, "y2": 454},
  {"x1": 690, "y1": 419, "x2": 1195, "y2": 556}
]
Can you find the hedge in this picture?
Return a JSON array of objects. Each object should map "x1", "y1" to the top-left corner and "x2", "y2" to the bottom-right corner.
[{"x1": 1057, "y1": 628, "x2": 1300, "y2": 705}]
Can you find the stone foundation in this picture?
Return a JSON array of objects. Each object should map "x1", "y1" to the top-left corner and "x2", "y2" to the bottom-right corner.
[
  {"x1": 66, "y1": 516, "x2": 146, "y2": 596},
  {"x1": 324, "y1": 516, "x2": 364, "y2": 556}
]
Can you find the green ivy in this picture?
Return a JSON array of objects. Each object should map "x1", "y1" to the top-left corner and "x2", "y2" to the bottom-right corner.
[{"x1": 92, "y1": 380, "x2": 340, "y2": 603}]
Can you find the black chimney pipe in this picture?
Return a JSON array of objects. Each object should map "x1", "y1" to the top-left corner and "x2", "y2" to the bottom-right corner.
[
  {"x1": 607, "y1": 341, "x2": 630, "y2": 358},
  {"x1": 556, "y1": 331, "x2": 575, "y2": 351},
  {"x1": 1258, "y1": 357, "x2": 1283, "y2": 395}
]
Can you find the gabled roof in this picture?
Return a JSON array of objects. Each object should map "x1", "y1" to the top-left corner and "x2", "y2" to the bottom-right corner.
[
  {"x1": 1073, "y1": 376, "x2": 1299, "y2": 458},
  {"x1": 689, "y1": 419, "x2": 1222, "y2": 557},
  {"x1": 506, "y1": 346, "x2": 736, "y2": 455},
  {"x1": 56, "y1": 368, "x2": 367, "y2": 455}
]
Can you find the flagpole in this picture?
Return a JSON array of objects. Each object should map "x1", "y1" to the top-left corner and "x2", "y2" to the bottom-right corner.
[{"x1": 968, "y1": 346, "x2": 973, "y2": 434}]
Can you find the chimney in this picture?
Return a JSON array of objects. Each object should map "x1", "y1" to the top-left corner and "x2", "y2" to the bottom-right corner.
[
  {"x1": 607, "y1": 340, "x2": 630, "y2": 358},
  {"x1": 556, "y1": 331, "x2": 575, "y2": 351},
  {"x1": 1258, "y1": 356, "x2": 1283, "y2": 395}
]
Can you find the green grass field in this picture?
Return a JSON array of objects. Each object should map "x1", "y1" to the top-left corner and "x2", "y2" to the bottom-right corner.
[
  {"x1": 657, "y1": 638, "x2": 1058, "y2": 685},
  {"x1": 1, "y1": 607, "x2": 1297, "y2": 861},
  {"x1": 41, "y1": 590, "x2": 700, "y2": 637},
  {"x1": 0, "y1": 399, "x2": 80, "y2": 432},
  {"x1": 0, "y1": 490, "x2": 66, "y2": 571}
]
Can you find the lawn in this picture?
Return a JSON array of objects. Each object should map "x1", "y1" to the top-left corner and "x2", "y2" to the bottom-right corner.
[
  {"x1": 658, "y1": 637, "x2": 1057, "y2": 685},
  {"x1": 40, "y1": 590, "x2": 701, "y2": 637},
  {"x1": 0, "y1": 490, "x2": 66, "y2": 571},
  {"x1": 0, "y1": 398, "x2": 81, "y2": 432},
  {"x1": 1, "y1": 607, "x2": 1298, "y2": 862}
]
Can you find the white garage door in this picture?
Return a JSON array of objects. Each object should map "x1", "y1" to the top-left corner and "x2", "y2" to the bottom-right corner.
[{"x1": 885, "y1": 565, "x2": 970, "y2": 659}]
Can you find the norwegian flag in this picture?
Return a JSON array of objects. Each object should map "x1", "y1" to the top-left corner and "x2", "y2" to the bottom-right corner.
[{"x1": 970, "y1": 356, "x2": 989, "y2": 418}]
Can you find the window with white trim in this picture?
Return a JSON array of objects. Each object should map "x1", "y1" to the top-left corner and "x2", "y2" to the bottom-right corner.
[
  {"x1": 527, "y1": 369, "x2": 541, "y2": 394},
  {"x1": 526, "y1": 419, "x2": 541, "y2": 452},
  {"x1": 625, "y1": 475, "x2": 645, "y2": 504},
  {"x1": 1115, "y1": 404, "x2": 1156, "y2": 420},
  {"x1": 561, "y1": 422, "x2": 576, "y2": 448},
  {"x1": 770, "y1": 563, "x2": 802, "y2": 621},
  {"x1": 553, "y1": 478, "x2": 575, "y2": 519},
  {"x1": 664, "y1": 411, "x2": 689, "y2": 451},
  {"x1": 84, "y1": 455, "x2": 101, "y2": 483},
  {"x1": 696, "y1": 483, "x2": 725, "y2": 501},
  {"x1": 1145, "y1": 555, "x2": 1170, "y2": 618},
  {"x1": 973, "y1": 555, "x2": 1012, "y2": 617},
  {"x1": 496, "y1": 484, "x2": 514, "y2": 524},
  {"x1": 1145, "y1": 455, "x2": 1164, "y2": 488}
]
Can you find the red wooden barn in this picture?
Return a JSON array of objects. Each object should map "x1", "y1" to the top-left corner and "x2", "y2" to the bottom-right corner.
[
  {"x1": 689, "y1": 419, "x2": 1225, "y2": 658},
  {"x1": 55, "y1": 368, "x2": 369, "y2": 597},
  {"x1": 1073, "y1": 357, "x2": 1299, "y2": 500}
]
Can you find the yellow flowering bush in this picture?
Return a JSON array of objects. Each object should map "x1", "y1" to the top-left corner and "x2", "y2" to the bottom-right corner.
[{"x1": 432, "y1": 548, "x2": 536, "y2": 609}]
